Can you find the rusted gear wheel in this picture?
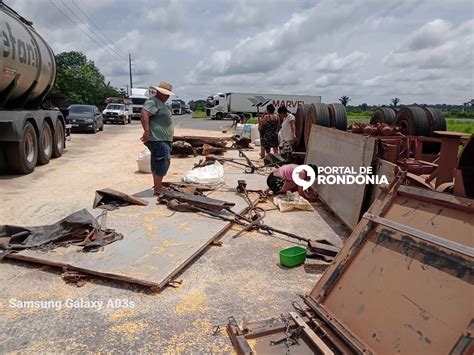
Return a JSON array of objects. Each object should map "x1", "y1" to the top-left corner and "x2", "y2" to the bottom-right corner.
[
  {"x1": 304, "y1": 103, "x2": 330, "y2": 147},
  {"x1": 394, "y1": 107, "x2": 430, "y2": 136},
  {"x1": 370, "y1": 107, "x2": 396, "y2": 125},
  {"x1": 328, "y1": 103, "x2": 347, "y2": 131},
  {"x1": 295, "y1": 103, "x2": 310, "y2": 150}
]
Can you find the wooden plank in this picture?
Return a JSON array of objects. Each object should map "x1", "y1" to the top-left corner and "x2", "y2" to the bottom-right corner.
[{"x1": 289, "y1": 312, "x2": 335, "y2": 355}]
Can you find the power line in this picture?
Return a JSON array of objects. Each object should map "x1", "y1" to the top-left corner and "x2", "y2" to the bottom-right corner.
[
  {"x1": 48, "y1": 0, "x2": 126, "y2": 66},
  {"x1": 58, "y1": 0, "x2": 126, "y2": 64},
  {"x1": 70, "y1": 0, "x2": 127, "y2": 58}
]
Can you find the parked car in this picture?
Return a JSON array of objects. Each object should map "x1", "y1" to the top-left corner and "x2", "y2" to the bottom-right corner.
[
  {"x1": 102, "y1": 103, "x2": 132, "y2": 124},
  {"x1": 66, "y1": 105, "x2": 104, "y2": 133}
]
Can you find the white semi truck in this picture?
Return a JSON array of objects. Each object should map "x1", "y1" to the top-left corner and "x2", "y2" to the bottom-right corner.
[
  {"x1": 129, "y1": 87, "x2": 149, "y2": 120},
  {"x1": 206, "y1": 92, "x2": 322, "y2": 120},
  {"x1": 0, "y1": 2, "x2": 68, "y2": 174}
]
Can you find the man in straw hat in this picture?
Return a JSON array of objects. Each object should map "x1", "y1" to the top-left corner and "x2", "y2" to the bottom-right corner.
[{"x1": 140, "y1": 81, "x2": 176, "y2": 196}]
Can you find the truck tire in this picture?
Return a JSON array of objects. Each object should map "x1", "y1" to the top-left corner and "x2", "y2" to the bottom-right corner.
[
  {"x1": 295, "y1": 103, "x2": 310, "y2": 150},
  {"x1": 37, "y1": 121, "x2": 53, "y2": 165},
  {"x1": 370, "y1": 108, "x2": 396, "y2": 125},
  {"x1": 304, "y1": 103, "x2": 330, "y2": 147},
  {"x1": 423, "y1": 108, "x2": 446, "y2": 154},
  {"x1": 394, "y1": 107, "x2": 430, "y2": 136},
  {"x1": 6, "y1": 121, "x2": 38, "y2": 174},
  {"x1": 328, "y1": 103, "x2": 347, "y2": 130},
  {"x1": 52, "y1": 120, "x2": 65, "y2": 158},
  {"x1": 216, "y1": 112, "x2": 223, "y2": 120},
  {"x1": 424, "y1": 108, "x2": 446, "y2": 133}
]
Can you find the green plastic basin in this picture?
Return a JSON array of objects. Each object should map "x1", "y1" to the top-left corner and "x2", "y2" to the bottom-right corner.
[{"x1": 279, "y1": 246, "x2": 307, "y2": 268}]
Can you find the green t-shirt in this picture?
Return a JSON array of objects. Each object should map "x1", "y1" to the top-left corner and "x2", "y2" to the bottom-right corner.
[{"x1": 142, "y1": 96, "x2": 174, "y2": 142}]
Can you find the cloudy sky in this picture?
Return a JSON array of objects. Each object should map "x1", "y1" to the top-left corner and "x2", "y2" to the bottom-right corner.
[{"x1": 7, "y1": 0, "x2": 474, "y2": 104}]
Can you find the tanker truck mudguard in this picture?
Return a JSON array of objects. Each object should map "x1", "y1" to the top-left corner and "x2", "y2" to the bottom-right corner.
[{"x1": 0, "y1": 2, "x2": 67, "y2": 174}]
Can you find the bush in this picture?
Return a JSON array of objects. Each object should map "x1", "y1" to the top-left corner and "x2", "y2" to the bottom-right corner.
[{"x1": 192, "y1": 110, "x2": 208, "y2": 119}]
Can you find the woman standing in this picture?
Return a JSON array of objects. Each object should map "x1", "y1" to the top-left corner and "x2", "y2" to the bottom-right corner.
[{"x1": 258, "y1": 104, "x2": 279, "y2": 158}]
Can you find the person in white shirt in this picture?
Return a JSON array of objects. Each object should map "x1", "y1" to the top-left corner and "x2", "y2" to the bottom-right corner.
[{"x1": 277, "y1": 106, "x2": 296, "y2": 156}]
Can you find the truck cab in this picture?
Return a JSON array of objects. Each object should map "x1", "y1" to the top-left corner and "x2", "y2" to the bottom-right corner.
[
  {"x1": 206, "y1": 93, "x2": 227, "y2": 119},
  {"x1": 129, "y1": 88, "x2": 149, "y2": 120},
  {"x1": 171, "y1": 99, "x2": 186, "y2": 115}
]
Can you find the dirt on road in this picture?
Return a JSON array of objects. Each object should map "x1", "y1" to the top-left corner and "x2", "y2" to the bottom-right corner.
[{"x1": 0, "y1": 120, "x2": 346, "y2": 353}]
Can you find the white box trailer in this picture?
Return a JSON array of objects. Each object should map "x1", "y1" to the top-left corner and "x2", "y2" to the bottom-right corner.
[{"x1": 206, "y1": 92, "x2": 321, "y2": 119}]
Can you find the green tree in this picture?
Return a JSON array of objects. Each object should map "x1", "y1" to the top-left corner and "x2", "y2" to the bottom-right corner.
[
  {"x1": 52, "y1": 51, "x2": 119, "y2": 106},
  {"x1": 188, "y1": 99, "x2": 206, "y2": 111},
  {"x1": 339, "y1": 95, "x2": 351, "y2": 106},
  {"x1": 391, "y1": 97, "x2": 401, "y2": 107}
]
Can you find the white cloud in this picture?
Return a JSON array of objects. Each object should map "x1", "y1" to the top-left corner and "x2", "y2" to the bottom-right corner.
[
  {"x1": 384, "y1": 19, "x2": 474, "y2": 69},
  {"x1": 4, "y1": 0, "x2": 473, "y2": 104}
]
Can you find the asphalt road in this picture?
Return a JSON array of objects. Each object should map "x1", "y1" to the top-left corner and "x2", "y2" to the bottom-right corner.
[
  {"x1": 171, "y1": 113, "x2": 236, "y2": 131},
  {"x1": 0, "y1": 117, "x2": 347, "y2": 352}
]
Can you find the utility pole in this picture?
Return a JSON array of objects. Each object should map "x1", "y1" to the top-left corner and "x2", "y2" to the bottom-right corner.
[{"x1": 128, "y1": 53, "x2": 133, "y2": 92}]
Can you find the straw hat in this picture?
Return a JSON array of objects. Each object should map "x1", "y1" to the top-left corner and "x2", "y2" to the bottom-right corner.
[{"x1": 150, "y1": 82, "x2": 176, "y2": 96}]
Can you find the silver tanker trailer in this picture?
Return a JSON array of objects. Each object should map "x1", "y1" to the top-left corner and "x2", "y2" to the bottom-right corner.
[{"x1": 0, "y1": 1, "x2": 67, "y2": 174}]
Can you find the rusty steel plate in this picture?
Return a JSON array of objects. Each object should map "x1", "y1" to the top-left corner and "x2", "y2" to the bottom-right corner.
[
  {"x1": 305, "y1": 125, "x2": 376, "y2": 230},
  {"x1": 306, "y1": 185, "x2": 474, "y2": 354},
  {"x1": 7, "y1": 173, "x2": 268, "y2": 290}
]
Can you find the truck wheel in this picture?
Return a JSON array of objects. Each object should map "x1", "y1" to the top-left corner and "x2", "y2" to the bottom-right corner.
[
  {"x1": 328, "y1": 103, "x2": 347, "y2": 131},
  {"x1": 394, "y1": 107, "x2": 430, "y2": 136},
  {"x1": 52, "y1": 121, "x2": 65, "y2": 158},
  {"x1": 128, "y1": 117, "x2": 131, "y2": 124},
  {"x1": 370, "y1": 108, "x2": 396, "y2": 125},
  {"x1": 6, "y1": 121, "x2": 38, "y2": 174},
  {"x1": 37, "y1": 122, "x2": 53, "y2": 165},
  {"x1": 304, "y1": 103, "x2": 330, "y2": 148},
  {"x1": 216, "y1": 112, "x2": 223, "y2": 120}
]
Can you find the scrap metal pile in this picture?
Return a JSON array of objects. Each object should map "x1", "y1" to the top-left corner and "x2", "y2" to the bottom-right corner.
[
  {"x1": 171, "y1": 135, "x2": 252, "y2": 156},
  {"x1": 223, "y1": 104, "x2": 473, "y2": 354},
  {"x1": 227, "y1": 178, "x2": 474, "y2": 354},
  {"x1": 159, "y1": 179, "x2": 342, "y2": 262}
]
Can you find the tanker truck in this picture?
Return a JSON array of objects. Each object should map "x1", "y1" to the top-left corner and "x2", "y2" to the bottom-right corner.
[{"x1": 0, "y1": 2, "x2": 67, "y2": 174}]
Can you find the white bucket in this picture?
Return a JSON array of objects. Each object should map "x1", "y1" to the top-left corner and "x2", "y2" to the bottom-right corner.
[{"x1": 137, "y1": 148, "x2": 152, "y2": 173}]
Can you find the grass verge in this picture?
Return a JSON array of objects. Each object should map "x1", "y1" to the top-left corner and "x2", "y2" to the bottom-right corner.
[{"x1": 192, "y1": 111, "x2": 208, "y2": 119}]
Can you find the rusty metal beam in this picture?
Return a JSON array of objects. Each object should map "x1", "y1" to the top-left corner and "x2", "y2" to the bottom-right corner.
[
  {"x1": 289, "y1": 312, "x2": 335, "y2": 355},
  {"x1": 160, "y1": 190, "x2": 235, "y2": 211},
  {"x1": 362, "y1": 212, "x2": 474, "y2": 258}
]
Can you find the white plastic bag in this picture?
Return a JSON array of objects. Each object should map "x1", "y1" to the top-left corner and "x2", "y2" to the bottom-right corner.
[
  {"x1": 274, "y1": 191, "x2": 314, "y2": 212},
  {"x1": 137, "y1": 148, "x2": 152, "y2": 174},
  {"x1": 250, "y1": 124, "x2": 260, "y2": 142},
  {"x1": 182, "y1": 161, "x2": 225, "y2": 184}
]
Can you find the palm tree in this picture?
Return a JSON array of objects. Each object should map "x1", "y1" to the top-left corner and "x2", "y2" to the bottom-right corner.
[
  {"x1": 339, "y1": 95, "x2": 351, "y2": 106},
  {"x1": 391, "y1": 97, "x2": 401, "y2": 107}
]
